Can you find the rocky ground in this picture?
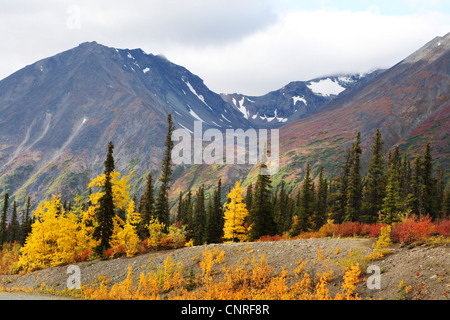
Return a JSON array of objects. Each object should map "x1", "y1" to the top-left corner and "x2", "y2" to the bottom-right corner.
[{"x1": 0, "y1": 237, "x2": 448, "y2": 300}]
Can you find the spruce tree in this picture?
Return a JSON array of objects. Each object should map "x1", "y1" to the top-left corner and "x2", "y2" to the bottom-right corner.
[
  {"x1": 93, "y1": 141, "x2": 116, "y2": 256},
  {"x1": 422, "y1": 143, "x2": 437, "y2": 218},
  {"x1": 274, "y1": 181, "x2": 289, "y2": 234},
  {"x1": 314, "y1": 166, "x2": 328, "y2": 230},
  {"x1": 138, "y1": 172, "x2": 155, "y2": 239},
  {"x1": 205, "y1": 179, "x2": 224, "y2": 243},
  {"x1": 381, "y1": 157, "x2": 401, "y2": 224},
  {"x1": 330, "y1": 151, "x2": 352, "y2": 224},
  {"x1": 249, "y1": 164, "x2": 275, "y2": 241},
  {"x1": 0, "y1": 193, "x2": 9, "y2": 248},
  {"x1": 155, "y1": 114, "x2": 175, "y2": 226},
  {"x1": 292, "y1": 163, "x2": 314, "y2": 235},
  {"x1": 408, "y1": 155, "x2": 424, "y2": 216},
  {"x1": 19, "y1": 197, "x2": 32, "y2": 246},
  {"x1": 8, "y1": 201, "x2": 19, "y2": 243},
  {"x1": 345, "y1": 132, "x2": 362, "y2": 222},
  {"x1": 192, "y1": 186, "x2": 206, "y2": 245},
  {"x1": 362, "y1": 129, "x2": 386, "y2": 223}
]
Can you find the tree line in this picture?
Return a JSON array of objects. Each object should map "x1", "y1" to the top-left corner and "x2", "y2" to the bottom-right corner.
[{"x1": 1, "y1": 119, "x2": 449, "y2": 253}]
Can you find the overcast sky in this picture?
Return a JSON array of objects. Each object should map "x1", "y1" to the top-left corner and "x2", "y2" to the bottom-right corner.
[{"x1": 1, "y1": 0, "x2": 449, "y2": 95}]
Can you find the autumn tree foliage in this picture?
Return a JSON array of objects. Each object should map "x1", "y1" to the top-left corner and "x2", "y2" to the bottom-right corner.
[{"x1": 223, "y1": 181, "x2": 249, "y2": 242}]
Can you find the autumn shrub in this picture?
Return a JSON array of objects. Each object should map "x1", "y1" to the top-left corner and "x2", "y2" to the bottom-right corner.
[
  {"x1": 435, "y1": 216, "x2": 450, "y2": 237},
  {"x1": 256, "y1": 235, "x2": 286, "y2": 242},
  {"x1": 334, "y1": 222, "x2": 370, "y2": 238},
  {"x1": 391, "y1": 215, "x2": 435, "y2": 244},
  {"x1": 0, "y1": 243, "x2": 21, "y2": 275},
  {"x1": 76, "y1": 249, "x2": 94, "y2": 262}
]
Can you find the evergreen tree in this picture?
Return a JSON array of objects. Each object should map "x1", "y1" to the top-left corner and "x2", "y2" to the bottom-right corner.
[
  {"x1": 314, "y1": 166, "x2": 328, "y2": 230},
  {"x1": 381, "y1": 156, "x2": 401, "y2": 224},
  {"x1": 249, "y1": 164, "x2": 275, "y2": 241},
  {"x1": 436, "y1": 169, "x2": 445, "y2": 218},
  {"x1": 292, "y1": 163, "x2": 315, "y2": 235},
  {"x1": 422, "y1": 143, "x2": 437, "y2": 218},
  {"x1": 408, "y1": 155, "x2": 424, "y2": 216},
  {"x1": 138, "y1": 173, "x2": 155, "y2": 239},
  {"x1": 362, "y1": 129, "x2": 386, "y2": 223},
  {"x1": 192, "y1": 186, "x2": 206, "y2": 245},
  {"x1": 8, "y1": 201, "x2": 19, "y2": 243},
  {"x1": 345, "y1": 132, "x2": 362, "y2": 222},
  {"x1": 0, "y1": 193, "x2": 9, "y2": 248},
  {"x1": 19, "y1": 197, "x2": 33, "y2": 246},
  {"x1": 154, "y1": 114, "x2": 175, "y2": 226},
  {"x1": 93, "y1": 141, "x2": 116, "y2": 256},
  {"x1": 244, "y1": 183, "x2": 253, "y2": 214},
  {"x1": 443, "y1": 188, "x2": 450, "y2": 216},
  {"x1": 205, "y1": 179, "x2": 224, "y2": 243},
  {"x1": 274, "y1": 181, "x2": 289, "y2": 234},
  {"x1": 330, "y1": 151, "x2": 352, "y2": 224}
]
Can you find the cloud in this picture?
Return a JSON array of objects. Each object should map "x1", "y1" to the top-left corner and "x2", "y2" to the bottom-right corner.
[{"x1": 0, "y1": 1, "x2": 449, "y2": 96}]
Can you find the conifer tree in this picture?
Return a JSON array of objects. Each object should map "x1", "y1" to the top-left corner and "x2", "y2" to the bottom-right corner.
[
  {"x1": 362, "y1": 129, "x2": 386, "y2": 223},
  {"x1": 436, "y1": 169, "x2": 445, "y2": 218},
  {"x1": 381, "y1": 156, "x2": 401, "y2": 224},
  {"x1": 204, "y1": 179, "x2": 224, "y2": 243},
  {"x1": 292, "y1": 163, "x2": 314, "y2": 235},
  {"x1": 0, "y1": 193, "x2": 9, "y2": 248},
  {"x1": 93, "y1": 141, "x2": 116, "y2": 255},
  {"x1": 244, "y1": 183, "x2": 253, "y2": 214},
  {"x1": 19, "y1": 197, "x2": 33, "y2": 246},
  {"x1": 274, "y1": 181, "x2": 289, "y2": 234},
  {"x1": 330, "y1": 151, "x2": 352, "y2": 224},
  {"x1": 8, "y1": 201, "x2": 19, "y2": 243},
  {"x1": 314, "y1": 166, "x2": 328, "y2": 230},
  {"x1": 408, "y1": 155, "x2": 424, "y2": 216},
  {"x1": 155, "y1": 114, "x2": 175, "y2": 226},
  {"x1": 223, "y1": 181, "x2": 249, "y2": 242},
  {"x1": 138, "y1": 172, "x2": 155, "y2": 239},
  {"x1": 249, "y1": 164, "x2": 275, "y2": 240},
  {"x1": 192, "y1": 186, "x2": 206, "y2": 245},
  {"x1": 422, "y1": 143, "x2": 437, "y2": 218},
  {"x1": 345, "y1": 132, "x2": 362, "y2": 222}
]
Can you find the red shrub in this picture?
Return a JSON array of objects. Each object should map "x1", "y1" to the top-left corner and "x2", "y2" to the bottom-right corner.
[
  {"x1": 256, "y1": 235, "x2": 286, "y2": 242},
  {"x1": 366, "y1": 223, "x2": 387, "y2": 238},
  {"x1": 435, "y1": 217, "x2": 450, "y2": 236},
  {"x1": 76, "y1": 249, "x2": 93, "y2": 262},
  {"x1": 391, "y1": 215, "x2": 435, "y2": 244},
  {"x1": 104, "y1": 248, "x2": 115, "y2": 259},
  {"x1": 334, "y1": 222, "x2": 370, "y2": 237},
  {"x1": 159, "y1": 236, "x2": 174, "y2": 249}
]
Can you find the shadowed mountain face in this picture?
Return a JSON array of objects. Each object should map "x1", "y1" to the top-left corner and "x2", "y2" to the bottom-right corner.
[{"x1": 0, "y1": 32, "x2": 449, "y2": 209}]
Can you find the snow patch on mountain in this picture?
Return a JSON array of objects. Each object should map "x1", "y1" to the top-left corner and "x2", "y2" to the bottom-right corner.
[
  {"x1": 292, "y1": 96, "x2": 307, "y2": 106},
  {"x1": 307, "y1": 78, "x2": 346, "y2": 97}
]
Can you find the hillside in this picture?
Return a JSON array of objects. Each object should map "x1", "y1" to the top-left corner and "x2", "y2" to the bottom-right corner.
[
  {"x1": 1, "y1": 237, "x2": 448, "y2": 300},
  {"x1": 172, "y1": 32, "x2": 450, "y2": 197}
]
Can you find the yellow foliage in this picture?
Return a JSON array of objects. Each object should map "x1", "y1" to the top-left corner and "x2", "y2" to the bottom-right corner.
[
  {"x1": 88, "y1": 170, "x2": 131, "y2": 210},
  {"x1": 223, "y1": 181, "x2": 249, "y2": 242},
  {"x1": 16, "y1": 195, "x2": 97, "y2": 271}
]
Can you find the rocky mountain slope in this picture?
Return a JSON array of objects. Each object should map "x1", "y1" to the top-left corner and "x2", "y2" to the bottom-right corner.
[{"x1": 172, "y1": 32, "x2": 450, "y2": 197}]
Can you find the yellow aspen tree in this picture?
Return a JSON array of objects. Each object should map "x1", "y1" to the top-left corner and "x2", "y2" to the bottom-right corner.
[
  {"x1": 223, "y1": 181, "x2": 249, "y2": 242},
  {"x1": 117, "y1": 200, "x2": 141, "y2": 257},
  {"x1": 88, "y1": 170, "x2": 131, "y2": 210}
]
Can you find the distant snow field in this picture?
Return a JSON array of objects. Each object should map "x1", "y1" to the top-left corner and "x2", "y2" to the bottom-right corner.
[{"x1": 307, "y1": 78, "x2": 346, "y2": 97}]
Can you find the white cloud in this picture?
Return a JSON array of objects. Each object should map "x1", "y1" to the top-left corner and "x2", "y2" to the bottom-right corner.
[{"x1": 0, "y1": 1, "x2": 449, "y2": 96}]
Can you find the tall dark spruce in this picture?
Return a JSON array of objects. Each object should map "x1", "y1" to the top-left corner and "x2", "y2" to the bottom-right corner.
[
  {"x1": 93, "y1": 141, "x2": 116, "y2": 256},
  {"x1": 154, "y1": 114, "x2": 175, "y2": 227}
]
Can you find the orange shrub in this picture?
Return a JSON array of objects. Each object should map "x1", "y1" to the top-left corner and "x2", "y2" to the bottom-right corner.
[
  {"x1": 436, "y1": 216, "x2": 450, "y2": 237},
  {"x1": 391, "y1": 215, "x2": 435, "y2": 244}
]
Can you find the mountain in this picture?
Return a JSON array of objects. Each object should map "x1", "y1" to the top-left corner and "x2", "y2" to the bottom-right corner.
[
  {"x1": 0, "y1": 41, "x2": 250, "y2": 205},
  {"x1": 221, "y1": 72, "x2": 383, "y2": 128},
  {"x1": 1, "y1": 32, "x2": 448, "y2": 212},
  {"x1": 171, "y1": 32, "x2": 450, "y2": 198}
]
